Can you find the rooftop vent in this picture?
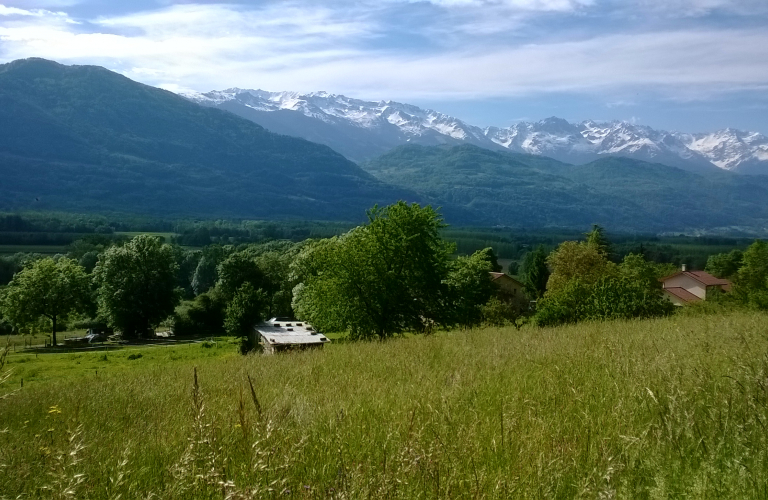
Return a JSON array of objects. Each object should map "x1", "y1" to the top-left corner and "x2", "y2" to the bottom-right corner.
[
  {"x1": 273, "y1": 323, "x2": 281, "y2": 327},
  {"x1": 286, "y1": 328, "x2": 294, "y2": 331},
  {"x1": 286, "y1": 323, "x2": 292, "y2": 327}
]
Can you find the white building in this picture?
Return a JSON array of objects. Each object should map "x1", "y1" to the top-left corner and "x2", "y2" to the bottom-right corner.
[{"x1": 252, "y1": 317, "x2": 330, "y2": 354}]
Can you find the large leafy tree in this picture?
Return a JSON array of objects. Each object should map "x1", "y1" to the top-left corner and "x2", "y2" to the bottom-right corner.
[
  {"x1": 546, "y1": 240, "x2": 616, "y2": 292},
  {"x1": 93, "y1": 235, "x2": 180, "y2": 338},
  {"x1": 443, "y1": 249, "x2": 497, "y2": 328},
  {"x1": 224, "y1": 283, "x2": 268, "y2": 352},
  {"x1": 292, "y1": 202, "x2": 453, "y2": 340},
  {"x1": 1, "y1": 257, "x2": 91, "y2": 346},
  {"x1": 705, "y1": 249, "x2": 744, "y2": 280},
  {"x1": 734, "y1": 240, "x2": 768, "y2": 309},
  {"x1": 520, "y1": 245, "x2": 550, "y2": 300}
]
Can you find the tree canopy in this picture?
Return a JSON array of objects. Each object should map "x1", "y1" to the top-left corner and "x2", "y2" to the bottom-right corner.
[
  {"x1": 292, "y1": 202, "x2": 454, "y2": 339},
  {"x1": 1, "y1": 257, "x2": 91, "y2": 345},
  {"x1": 93, "y1": 235, "x2": 180, "y2": 338},
  {"x1": 520, "y1": 245, "x2": 550, "y2": 300}
]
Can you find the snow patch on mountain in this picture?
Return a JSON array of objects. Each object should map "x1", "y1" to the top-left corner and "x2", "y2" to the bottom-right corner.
[
  {"x1": 182, "y1": 88, "x2": 768, "y2": 173},
  {"x1": 676, "y1": 129, "x2": 768, "y2": 171}
]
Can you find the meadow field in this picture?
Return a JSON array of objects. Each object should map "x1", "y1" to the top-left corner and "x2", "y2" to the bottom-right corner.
[{"x1": 1, "y1": 312, "x2": 767, "y2": 499}]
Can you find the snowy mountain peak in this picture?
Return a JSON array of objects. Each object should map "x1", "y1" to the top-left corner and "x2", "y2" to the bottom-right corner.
[{"x1": 182, "y1": 88, "x2": 767, "y2": 174}]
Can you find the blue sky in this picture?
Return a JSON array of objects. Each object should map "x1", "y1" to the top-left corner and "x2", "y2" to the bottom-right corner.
[{"x1": 0, "y1": 0, "x2": 767, "y2": 133}]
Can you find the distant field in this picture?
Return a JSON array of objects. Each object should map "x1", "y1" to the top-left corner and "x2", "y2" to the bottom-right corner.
[
  {"x1": 114, "y1": 231, "x2": 178, "y2": 241},
  {"x1": 0, "y1": 244, "x2": 69, "y2": 255},
  {"x1": 2, "y1": 312, "x2": 767, "y2": 498}
]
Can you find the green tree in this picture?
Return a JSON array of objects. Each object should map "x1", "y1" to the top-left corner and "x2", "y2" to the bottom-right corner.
[
  {"x1": 706, "y1": 249, "x2": 744, "y2": 280},
  {"x1": 93, "y1": 235, "x2": 180, "y2": 338},
  {"x1": 292, "y1": 202, "x2": 453, "y2": 339},
  {"x1": 536, "y1": 275, "x2": 673, "y2": 327},
  {"x1": 224, "y1": 283, "x2": 268, "y2": 352},
  {"x1": 476, "y1": 247, "x2": 503, "y2": 273},
  {"x1": 254, "y1": 250, "x2": 296, "y2": 318},
  {"x1": 1, "y1": 257, "x2": 91, "y2": 346},
  {"x1": 546, "y1": 240, "x2": 616, "y2": 292},
  {"x1": 444, "y1": 249, "x2": 497, "y2": 328},
  {"x1": 217, "y1": 250, "x2": 268, "y2": 301},
  {"x1": 585, "y1": 224, "x2": 611, "y2": 256},
  {"x1": 520, "y1": 245, "x2": 550, "y2": 299},
  {"x1": 191, "y1": 245, "x2": 227, "y2": 296},
  {"x1": 734, "y1": 240, "x2": 768, "y2": 309}
]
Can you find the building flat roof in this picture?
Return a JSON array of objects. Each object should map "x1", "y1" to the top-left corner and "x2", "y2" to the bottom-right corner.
[{"x1": 254, "y1": 320, "x2": 330, "y2": 345}]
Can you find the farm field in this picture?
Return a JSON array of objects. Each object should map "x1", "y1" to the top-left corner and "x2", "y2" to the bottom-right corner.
[
  {"x1": 0, "y1": 245, "x2": 69, "y2": 255},
  {"x1": 1, "y1": 312, "x2": 768, "y2": 498}
]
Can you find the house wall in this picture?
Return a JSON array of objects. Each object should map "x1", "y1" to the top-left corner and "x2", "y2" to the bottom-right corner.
[
  {"x1": 663, "y1": 275, "x2": 707, "y2": 299},
  {"x1": 494, "y1": 276, "x2": 529, "y2": 312}
]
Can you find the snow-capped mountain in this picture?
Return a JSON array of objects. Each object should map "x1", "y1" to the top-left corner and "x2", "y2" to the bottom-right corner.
[
  {"x1": 675, "y1": 129, "x2": 768, "y2": 174},
  {"x1": 183, "y1": 88, "x2": 768, "y2": 174}
]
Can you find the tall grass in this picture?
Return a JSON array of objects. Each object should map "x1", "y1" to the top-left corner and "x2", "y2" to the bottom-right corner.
[{"x1": 1, "y1": 312, "x2": 768, "y2": 498}]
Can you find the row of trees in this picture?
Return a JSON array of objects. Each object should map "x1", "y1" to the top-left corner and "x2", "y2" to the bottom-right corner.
[
  {"x1": 0, "y1": 203, "x2": 504, "y2": 347},
  {"x1": 0, "y1": 236, "x2": 179, "y2": 345},
  {"x1": 2, "y1": 202, "x2": 766, "y2": 347},
  {"x1": 514, "y1": 226, "x2": 677, "y2": 326}
]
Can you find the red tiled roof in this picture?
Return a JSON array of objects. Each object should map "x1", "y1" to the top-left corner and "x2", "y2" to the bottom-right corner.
[
  {"x1": 660, "y1": 270, "x2": 731, "y2": 288},
  {"x1": 687, "y1": 271, "x2": 730, "y2": 286},
  {"x1": 489, "y1": 272, "x2": 523, "y2": 287},
  {"x1": 663, "y1": 287, "x2": 701, "y2": 303}
]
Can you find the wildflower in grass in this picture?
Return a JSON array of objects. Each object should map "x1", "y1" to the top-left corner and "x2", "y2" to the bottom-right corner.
[{"x1": 48, "y1": 405, "x2": 61, "y2": 415}]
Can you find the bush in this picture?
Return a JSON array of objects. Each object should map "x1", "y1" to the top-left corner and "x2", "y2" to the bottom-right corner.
[
  {"x1": 536, "y1": 276, "x2": 674, "y2": 327},
  {"x1": 127, "y1": 353, "x2": 142, "y2": 360},
  {"x1": 172, "y1": 292, "x2": 226, "y2": 336},
  {"x1": 480, "y1": 297, "x2": 520, "y2": 327}
]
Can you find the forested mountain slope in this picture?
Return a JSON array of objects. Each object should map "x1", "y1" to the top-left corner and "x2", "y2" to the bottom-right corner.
[
  {"x1": 0, "y1": 59, "x2": 424, "y2": 222},
  {"x1": 362, "y1": 145, "x2": 768, "y2": 232}
]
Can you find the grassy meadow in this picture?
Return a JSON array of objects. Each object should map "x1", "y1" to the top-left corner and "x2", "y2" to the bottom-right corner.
[{"x1": 2, "y1": 312, "x2": 768, "y2": 499}]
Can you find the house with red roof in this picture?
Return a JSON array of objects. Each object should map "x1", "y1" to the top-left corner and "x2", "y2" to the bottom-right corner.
[
  {"x1": 659, "y1": 265, "x2": 732, "y2": 306},
  {"x1": 489, "y1": 272, "x2": 529, "y2": 312}
]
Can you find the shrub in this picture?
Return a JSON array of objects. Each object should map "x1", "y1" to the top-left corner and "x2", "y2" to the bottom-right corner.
[
  {"x1": 172, "y1": 292, "x2": 226, "y2": 337},
  {"x1": 480, "y1": 297, "x2": 520, "y2": 327},
  {"x1": 536, "y1": 276, "x2": 674, "y2": 327}
]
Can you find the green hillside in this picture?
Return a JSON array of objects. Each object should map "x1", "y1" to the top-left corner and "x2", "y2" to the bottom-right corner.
[
  {"x1": 2, "y1": 312, "x2": 767, "y2": 498},
  {"x1": 363, "y1": 144, "x2": 768, "y2": 232},
  {"x1": 0, "y1": 59, "x2": 424, "y2": 222}
]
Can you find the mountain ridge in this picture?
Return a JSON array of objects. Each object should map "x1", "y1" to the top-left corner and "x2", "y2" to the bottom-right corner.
[
  {"x1": 183, "y1": 88, "x2": 768, "y2": 174},
  {"x1": 0, "y1": 58, "x2": 432, "y2": 222},
  {"x1": 361, "y1": 143, "x2": 768, "y2": 233}
]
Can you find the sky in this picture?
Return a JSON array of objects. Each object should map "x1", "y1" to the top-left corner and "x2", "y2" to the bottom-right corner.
[{"x1": 0, "y1": 0, "x2": 767, "y2": 134}]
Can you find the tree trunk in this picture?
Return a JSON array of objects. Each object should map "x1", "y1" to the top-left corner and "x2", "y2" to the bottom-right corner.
[{"x1": 51, "y1": 316, "x2": 58, "y2": 348}]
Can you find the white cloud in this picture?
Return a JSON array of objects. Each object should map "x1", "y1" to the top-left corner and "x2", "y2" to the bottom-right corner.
[
  {"x1": 0, "y1": 2, "x2": 766, "y2": 102},
  {"x1": 619, "y1": 0, "x2": 768, "y2": 16},
  {"x1": 400, "y1": 0, "x2": 593, "y2": 11},
  {"x1": 0, "y1": 4, "x2": 67, "y2": 17}
]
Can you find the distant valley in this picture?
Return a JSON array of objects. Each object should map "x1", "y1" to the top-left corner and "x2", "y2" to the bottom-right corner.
[{"x1": 184, "y1": 88, "x2": 768, "y2": 175}]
